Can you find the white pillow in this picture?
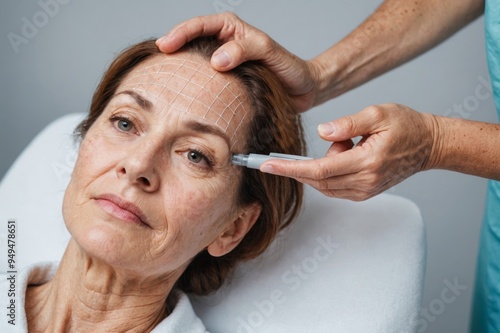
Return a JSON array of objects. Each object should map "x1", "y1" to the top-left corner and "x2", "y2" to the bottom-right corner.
[{"x1": 0, "y1": 113, "x2": 425, "y2": 332}]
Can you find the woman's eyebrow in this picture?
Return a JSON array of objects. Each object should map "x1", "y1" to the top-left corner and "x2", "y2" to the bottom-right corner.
[
  {"x1": 114, "y1": 90, "x2": 153, "y2": 111},
  {"x1": 184, "y1": 120, "x2": 230, "y2": 148}
]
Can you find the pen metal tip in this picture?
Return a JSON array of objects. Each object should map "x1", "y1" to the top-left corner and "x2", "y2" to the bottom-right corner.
[{"x1": 231, "y1": 154, "x2": 248, "y2": 166}]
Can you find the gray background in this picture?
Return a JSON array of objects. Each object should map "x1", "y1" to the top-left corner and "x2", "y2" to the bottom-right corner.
[{"x1": 0, "y1": 1, "x2": 495, "y2": 332}]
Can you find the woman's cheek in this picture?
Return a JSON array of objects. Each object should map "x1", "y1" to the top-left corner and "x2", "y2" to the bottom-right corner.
[
  {"x1": 167, "y1": 179, "x2": 235, "y2": 233},
  {"x1": 77, "y1": 133, "x2": 121, "y2": 181},
  {"x1": 62, "y1": 135, "x2": 101, "y2": 220}
]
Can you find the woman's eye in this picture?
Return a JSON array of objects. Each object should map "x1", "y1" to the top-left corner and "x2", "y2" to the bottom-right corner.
[
  {"x1": 185, "y1": 150, "x2": 212, "y2": 168},
  {"x1": 117, "y1": 119, "x2": 133, "y2": 132},
  {"x1": 110, "y1": 116, "x2": 135, "y2": 133},
  {"x1": 188, "y1": 151, "x2": 203, "y2": 163}
]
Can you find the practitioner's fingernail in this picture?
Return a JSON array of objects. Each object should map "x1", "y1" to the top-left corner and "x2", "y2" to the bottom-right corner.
[
  {"x1": 212, "y1": 51, "x2": 230, "y2": 67},
  {"x1": 318, "y1": 123, "x2": 335, "y2": 136},
  {"x1": 260, "y1": 164, "x2": 275, "y2": 174}
]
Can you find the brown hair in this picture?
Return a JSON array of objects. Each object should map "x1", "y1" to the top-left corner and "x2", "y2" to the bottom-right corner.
[{"x1": 76, "y1": 37, "x2": 306, "y2": 295}]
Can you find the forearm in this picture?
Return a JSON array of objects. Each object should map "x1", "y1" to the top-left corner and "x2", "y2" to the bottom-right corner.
[
  {"x1": 426, "y1": 115, "x2": 500, "y2": 180},
  {"x1": 311, "y1": 0, "x2": 484, "y2": 105}
]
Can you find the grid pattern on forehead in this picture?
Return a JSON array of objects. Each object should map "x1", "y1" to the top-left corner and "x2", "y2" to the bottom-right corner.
[{"x1": 121, "y1": 58, "x2": 248, "y2": 148}]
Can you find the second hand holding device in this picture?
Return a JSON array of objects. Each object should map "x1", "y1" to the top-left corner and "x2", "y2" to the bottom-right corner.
[{"x1": 231, "y1": 153, "x2": 313, "y2": 170}]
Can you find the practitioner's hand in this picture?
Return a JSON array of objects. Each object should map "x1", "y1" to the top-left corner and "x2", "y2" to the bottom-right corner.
[
  {"x1": 156, "y1": 12, "x2": 321, "y2": 112},
  {"x1": 259, "y1": 104, "x2": 438, "y2": 201}
]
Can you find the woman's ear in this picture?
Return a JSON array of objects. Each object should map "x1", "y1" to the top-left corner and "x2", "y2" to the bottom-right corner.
[{"x1": 207, "y1": 203, "x2": 262, "y2": 257}]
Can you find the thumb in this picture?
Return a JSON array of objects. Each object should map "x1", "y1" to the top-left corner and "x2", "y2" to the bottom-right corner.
[
  {"x1": 317, "y1": 107, "x2": 386, "y2": 141},
  {"x1": 211, "y1": 45, "x2": 239, "y2": 70}
]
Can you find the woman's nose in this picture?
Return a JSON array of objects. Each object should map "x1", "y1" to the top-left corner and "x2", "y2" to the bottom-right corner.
[{"x1": 115, "y1": 140, "x2": 163, "y2": 192}]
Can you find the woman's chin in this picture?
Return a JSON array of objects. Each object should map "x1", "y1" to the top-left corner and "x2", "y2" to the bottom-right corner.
[{"x1": 73, "y1": 226, "x2": 137, "y2": 268}]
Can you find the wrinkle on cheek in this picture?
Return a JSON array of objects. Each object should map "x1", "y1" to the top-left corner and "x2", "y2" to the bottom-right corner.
[
  {"x1": 148, "y1": 217, "x2": 187, "y2": 264},
  {"x1": 68, "y1": 129, "x2": 125, "y2": 216},
  {"x1": 146, "y1": 189, "x2": 181, "y2": 260},
  {"x1": 67, "y1": 139, "x2": 98, "y2": 204},
  {"x1": 64, "y1": 134, "x2": 109, "y2": 234}
]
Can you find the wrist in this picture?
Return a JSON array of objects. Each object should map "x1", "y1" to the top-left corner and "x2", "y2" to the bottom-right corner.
[
  {"x1": 422, "y1": 113, "x2": 446, "y2": 171},
  {"x1": 308, "y1": 53, "x2": 344, "y2": 107}
]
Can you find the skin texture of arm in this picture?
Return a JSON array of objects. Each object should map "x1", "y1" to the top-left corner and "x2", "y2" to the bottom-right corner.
[
  {"x1": 312, "y1": 0, "x2": 485, "y2": 104},
  {"x1": 429, "y1": 115, "x2": 500, "y2": 179}
]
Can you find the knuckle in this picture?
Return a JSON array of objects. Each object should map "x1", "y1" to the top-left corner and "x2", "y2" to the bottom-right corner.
[
  {"x1": 188, "y1": 16, "x2": 209, "y2": 35},
  {"x1": 191, "y1": 15, "x2": 205, "y2": 27},
  {"x1": 221, "y1": 11, "x2": 239, "y2": 20},
  {"x1": 218, "y1": 12, "x2": 241, "y2": 38},
  {"x1": 339, "y1": 115, "x2": 357, "y2": 134},
  {"x1": 225, "y1": 16, "x2": 240, "y2": 32},
  {"x1": 256, "y1": 34, "x2": 274, "y2": 51},
  {"x1": 391, "y1": 103, "x2": 406, "y2": 111},
  {"x1": 363, "y1": 105, "x2": 385, "y2": 123},
  {"x1": 313, "y1": 164, "x2": 329, "y2": 180}
]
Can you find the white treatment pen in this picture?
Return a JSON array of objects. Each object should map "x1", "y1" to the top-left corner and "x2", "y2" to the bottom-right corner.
[{"x1": 231, "y1": 153, "x2": 313, "y2": 170}]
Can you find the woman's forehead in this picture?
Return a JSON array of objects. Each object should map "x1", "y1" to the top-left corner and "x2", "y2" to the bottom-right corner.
[{"x1": 117, "y1": 54, "x2": 251, "y2": 149}]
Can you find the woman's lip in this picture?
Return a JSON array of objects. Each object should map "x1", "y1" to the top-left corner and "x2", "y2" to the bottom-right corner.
[{"x1": 94, "y1": 194, "x2": 149, "y2": 227}]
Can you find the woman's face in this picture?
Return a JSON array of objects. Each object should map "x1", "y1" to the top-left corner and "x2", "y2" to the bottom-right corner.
[{"x1": 63, "y1": 52, "x2": 256, "y2": 276}]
